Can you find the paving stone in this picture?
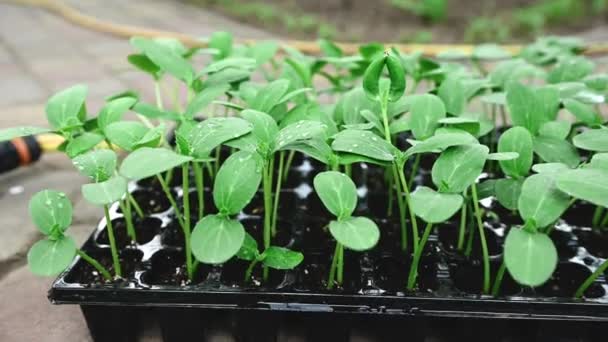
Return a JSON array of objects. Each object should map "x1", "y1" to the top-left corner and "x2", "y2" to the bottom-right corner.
[{"x1": 0, "y1": 72, "x2": 48, "y2": 107}]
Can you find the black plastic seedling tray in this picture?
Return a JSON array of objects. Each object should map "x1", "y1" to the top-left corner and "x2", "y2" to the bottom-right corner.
[{"x1": 49, "y1": 156, "x2": 608, "y2": 342}]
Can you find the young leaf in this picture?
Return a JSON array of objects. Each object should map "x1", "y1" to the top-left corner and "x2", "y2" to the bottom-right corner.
[
  {"x1": 556, "y1": 168, "x2": 608, "y2": 208},
  {"x1": 249, "y1": 41, "x2": 279, "y2": 66},
  {"x1": 506, "y1": 82, "x2": 545, "y2": 134},
  {"x1": 236, "y1": 233, "x2": 259, "y2": 261},
  {"x1": 403, "y1": 131, "x2": 477, "y2": 157},
  {"x1": 518, "y1": 174, "x2": 570, "y2": 228},
  {"x1": 331, "y1": 129, "x2": 395, "y2": 162},
  {"x1": 409, "y1": 94, "x2": 446, "y2": 140},
  {"x1": 184, "y1": 117, "x2": 252, "y2": 158},
  {"x1": 29, "y1": 190, "x2": 72, "y2": 235},
  {"x1": 572, "y1": 129, "x2": 608, "y2": 152},
  {"x1": 538, "y1": 121, "x2": 571, "y2": 140},
  {"x1": 362, "y1": 56, "x2": 385, "y2": 100},
  {"x1": 46, "y1": 85, "x2": 87, "y2": 131},
  {"x1": 563, "y1": 99, "x2": 602, "y2": 126},
  {"x1": 250, "y1": 79, "x2": 290, "y2": 113},
  {"x1": 65, "y1": 132, "x2": 104, "y2": 158},
  {"x1": 191, "y1": 214, "x2": 245, "y2": 264},
  {"x1": 82, "y1": 176, "x2": 127, "y2": 206},
  {"x1": 72, "y1": 149, "x2": 117, "y2": 182},
  {"x1": 241, "y1": 109, "x2": 279, "y2": 145},
  {"x1": 120, "y1": 147, "x2": 192, "y2": 180},
  {"x1": 487, "y1": 152, "x2": 519, "y2": 160},
  {"x1": 498, "y1": 127, "x2": 533, "y2": 178},
  {"x1": 329, "y1": 217, "x2": 380, "y2": 251},
  {"x1": 0, "y1": 126, "x2": 52, "y2": 142},
  {"x1": 262, "y1": 247, "x2": 304, "y2": 269},
  {"x1": 536, "y1": 86, "x2": 560, "y2": 121},
  {"x1": 504, "y1": 228, "x2": 557, "y2": 287},
  {"x1": 97, "y1": 97, "x2": 137, "y2": 131},
  {"x1": 437, "y1": 77, "x2": 465, "y2": 115},
  {"x1": 533, "y1": 136, "x2": 580, "y2": 168},
  {"x1": 201, "y1": 58, "x2": 256, "y2": 74},
  {"x1": 184, "y1": 84, "x2": 230, "y2": 119},
  {"x1": 431, "y1": 144, "x2": 489, "y2": 193},
  {"x1": 213, "y1": 151, "x2": 263, "y2": 215},
  {"x1": 104, "y1": 121, "x2": 150, "y2": 151},
  {"x1": 547, "y1": 56, "x2": 594, "y2": 84},
  {"x1": 588, "y1": 153, "x2": 608, "y2": 170},
  {"x1": 495, "y1": 178, "x2": 523, "y2": 210},
  {"x1": 127, "y1": 54, "x2": 160, "y2": 78},
  {"x1": 209, "y1": 31, "x2": 233, "y2": 60},
  {"x1": 27, "y1": 237, "x2": 77, "y2": 276},
  {"x1": 274, "y1": 120, "x2": 326, "y2": 152},
  {"x1": 531, "y1": 163, "x2": 570, "y2": 174},
  {"x1": 313, "y1": 171, "x2": 357, "y2": 219},
  {"x1": 438, "y1": 117, "x2": 480, "y2": 136},
  {"x1": 132, "y1": 102, "x2": 180, "y2": 121},
  {"x1": 410, "y1": 186, "x2": 463, "y2": 223},
  {"x1": 130, "y1": 37, "x2": 194, "y2": 85}
]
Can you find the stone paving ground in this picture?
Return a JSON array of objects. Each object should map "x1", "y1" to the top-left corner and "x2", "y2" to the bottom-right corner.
[{"x1": 0, "y1": 1, "x2": 607, "y2": 341}]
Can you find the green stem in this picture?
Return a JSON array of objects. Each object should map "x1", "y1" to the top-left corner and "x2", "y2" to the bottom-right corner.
[
  {"x1": 245, "y1": 259, "x2": 260, "y2": 283},
  {"x1": 396, "y1": 164, "x2": 419, "y2": 252},
  {"x1": 575, "y1": 259, "x2": 608, "y2": 298},
  {"x1": 128, "y1": 192, "x2": 144, "y2": 219},
  {"x1": 471, "y1": 183, "x2": 490, "y2": 294},
  {"x1": 406, "y1": 222, "x2": 433, "y2": 290},
  {"x1": 262, "y1": 160, "x2": 273, "y2": 281},
  {"x1": 337, "y1": 243, "x2": 344, "y2": 285},
  {"x1": 592, "y1": 206, "x2": 605, "y2": 228},
  {"x1": 601, "y1": 210, "x2": 608, "y2": 228},
  {"x1": 271, "y1": 151, "x2": 285, "y2": 237},
  {"x1": 76, "y1": 250, "x2": 112, "y2": 281},
  {"x1": 387, "y1": 170, "x2": 394, "y2": 217},
  {"x1": 283, "y1": 150, "x2": 296, "y2": 182},
  {"x1": 154, "y1": 80, "x2": 164, "y2": 110},
  {"x1": 457, "y1": 189, "x2": 468, "y2": 251},
  {"x1": 327, "y1": 242, "x2": 341, "y2": 290},
  {"x1": 118, "y1": 200, "x2": 136, "y2": 242},
  {"x1": 491, "y1": 260, "x2": 507, "y2": 297},
  {"x1": 156, "y1": 174, "x2": 185, "y2": 229},
  {"x1": 182, "y1": 162, "x2": 193, "y2": 280},
  {"x1": 407, "y1": 154, "x2": 421, "y2": 189},
  {"x1": 103, "y1": 205, "x2": 122, "y2": 278},
  {"x1": 345, "y1": 164, "x2": 352, "y2": 178},
  {"x1": 193, "y1": 162, "x2": 205, "y2": 221}
]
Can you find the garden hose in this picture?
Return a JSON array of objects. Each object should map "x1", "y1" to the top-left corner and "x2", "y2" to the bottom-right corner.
[
  {"x1": 0, "y1": 135, "x2": 42, "y2": 174},
  {"x1": 4, "y1": 0, "x2": 608, "y2": 57}
]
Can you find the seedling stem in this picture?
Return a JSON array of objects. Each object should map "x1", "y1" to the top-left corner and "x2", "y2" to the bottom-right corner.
[{"x1": 103, "y1": 204, "x2": 122, "y2": 278}]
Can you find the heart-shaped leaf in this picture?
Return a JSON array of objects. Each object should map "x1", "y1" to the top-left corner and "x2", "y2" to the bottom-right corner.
[
  {"x1": 29, "y1": 190, "x2": 72, "y2": 235},
  {"x1": 331, "y1": 129, "x2": 395, "y2": 162},
  {"x1": 27, "y1": 237, "x2": 77, "y2": 276},
  {"x1": 120, "y1": 147, "x2": 192, "y2": 180},
  {"x1": 191, "y1": 215, "x2": 245, "y2": 264},
  {"x1": 46, "y1": 85, "x2": 87, "y2": 131},
  {"x1": 313, "y1": 171, "x2": 358, "y2": 219},
  {"x1": 518, "y1": 174, "x2": 570, "y2": 228},
  {"x1": 65, "y1": 132, "x2": 104, "y2": 158},
  {"x1": 329, "y1": 217, "x2": 380, "y2": 251},
  {"x1": 410, "y1": 186, "x2": 463, "y2": 223},
  {"x1": 432, "y1": 144, "x2": 489, "y2": 193},
  {"x1": 533, "y1": 136, "x2": 580, "y2": 168},
  {"x1": 213, "y1": 151, "x2": 263, "y2": 215},
  {"x1": 82, "y1": 176, "x2": 127, "y2": 206},
  {"x1": 262, "y1": 247, "x2": 304, "y2": 269},
  {"x1": 498, "y1": 126, "x2": 533, "y2": 178},
  {"x1": 556, "y1": 168, "x2": 608, "y2": 208},
  {"x1": 0, "y1": 126, "x2": 52, "y2": 142},
  {"x1": 72, "y1": 149, "x2": 117, "y2": 182},
  {"x1": 504, "y1": 228, "x2": 557, "y2": 287},
  {"x1": 572, "y1": 129, "x2": 608, "y2": 152},
  {"x1": 409, "y1": 94, "x2": 446, "y2": 140}
]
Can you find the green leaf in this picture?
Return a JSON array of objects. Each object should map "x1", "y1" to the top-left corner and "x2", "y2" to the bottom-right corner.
[
  {"x1": 506, "y1": 82, "x2": 545, "y2": 134},
  {"x1": 184, "y1": 84, "x2": 230, "y2": 119},
  {"x1": 531, "y1": 163, "x2": 570, "y2": 174},
  {"x1": 536, "y1": 86, "x2": 560, "y2": 121},
  {"x1": 184, "y1": 117, "x2": 252, "y2": 158},
  {"x1": 331, "y1": 129, "x2": 395, "y2": 162},
  {"x1": 205, "y1": 68, "x2": 251, "y2": 86},
  {"x1": 201, "y1": 58, "x2": 256, "y2": 74},
  {"x1": 504, "y1": 228, "x2": 557, "y2": 287},
  {"x1": 132, "y1": 102, "x2": 180, "y2": 121},
  {"x1": 249, "y1": 41, "x2": 279, "y2": 66},
  {"x1": 262, "y1": 247, "x2": 304, "y2": 269},
  {"x1": 477, "y1": 179, "x2": 496, "y2": 199},
  {"x1": 588, "y1": 153, "x2": 608, "y2": 170},
  {"x1": 104, "y1": 121, "x2": 150, "y2": 151},
  {"x1": 209, "y1": 31, "x2": 233, "y2": 60},
  {"x1": 72, "y1": 149, "x2": 117, "y2": 182},
  {"x1": 403, "y1": 131, "x2": 477, "y2": 158},
  {"x1": 498, "y1": 127, "x2": 533, "y2": 178},
  {"x1": 313, "y1": 171, "x2": 358, "y2": 219},
  {"x1": 46, "y1": 85, "x2": 87, "y2": 131},
  {"x1": 275, "y1": 120, "x2": 326, "y2": 152},
  {"x1": 472, "y1": 44, "x2": 511, "y2": 60},
  {"x1": 437, "y1": 77, "x2": 465, "y2": 115},
  {"x1": 432, "y1": 144, "x2": 489, "y2": 193},
  {"x1": 64, "y1": 132, "x2": 103, "y2": 158},
  {"x1": 29, "y1": 190, "x2": 72, "y2": 235},
  {"x1": 547, "y1": 56, "x2": 594, "y2": 84},
  {"x1": 250, "y1": 79, "x2": 290, "y2": 113},
  {"x1": 410, "y1": 186, "x2": 463, "y2": 223},
  {"x1": 82, "y1": 176, "x2": 127, "y2": 206},
  {"x1": 329, "y1": 217, "x2": 380, "y2": 251},
  {"x1": 572, "y1": 129, "x2": 608, "y2": 152},
  {"x1": 130, "y1": 37, "x2": 194, "y2": 84},
  {"x1": 97, "y1": 97, "x2": 137, "y2": 131},
  {"x1": 127, "y1": 54, "x2": 160, "y2": 78},
  {"x1": 236, "y1": 233, "x2": 259, "y2": 261},
  {"x1": 556, "y1": 168, "x2": 608, "y2": 208},
  {"x1": 538, "y1": 121, "x2": 571, "y2": 140},
  {"x1": 27, "y1": 237, "x2": 77, "y2": 276},
  {"x1": 409, "y1": 94, "x2": 446, "y2": 140},
  {"x1": 319, "y1": 38, "x2": 342, "y2": 57},
  {"x1": 438, "y1": 117, "x2": 480, "y2": 136},
  {"x1": 191, "y1": 215, "x2": 245, "y2": 264},
  {"x1": 120, "y1": 147, "x2": 192, "y2": 180},
  {"x1": 518, "y1": 174, "x2": 570, "y2": 228},
  {"x1": 533, "y1": 136, "x2": 580, "y2": 168},
  {"x1": 240, "y1": 109, "x2": 279, "y2": 145},
  {"x1": 563, "y1": 99, "x2": 602, "y2": 126},
  {"x1": 0, "y1": 126, "x2": 52, "y2": 142},
  {"x1": 487, "y1": 152, "x2": 519, "y2": 160},
  {"x1": 213, "y1": 151, "x2": 263, "y2": 215},
  {"x1": 495, "y1": 178, "x2": 523, "y2": 210}
]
